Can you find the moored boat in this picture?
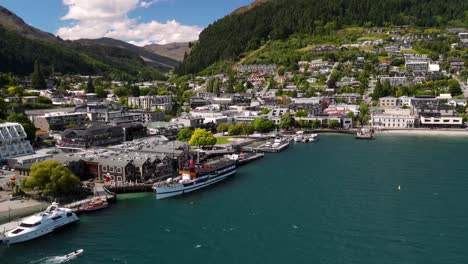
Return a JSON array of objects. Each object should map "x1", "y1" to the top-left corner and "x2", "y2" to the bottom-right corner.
[
  {"x1": 0, "y1": 203, "x2": 79, "y2": 245},
  {"x1": 356, "y1": 128, "x2": 375, "y2": 139},
  {"x1": 82, "y1": 199, "x2": 108, "y2": 212},
  {"x1": 309, "y1": 134, "x2": 319, "y2": 142},
  {"x1": 153, "y1": 159, "x2": 237, "y2": 199}
]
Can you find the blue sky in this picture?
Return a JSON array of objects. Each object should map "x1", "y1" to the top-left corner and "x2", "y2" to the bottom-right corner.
[{"x1": 0, "y1": 0, "x2": 254, "y2": 45}]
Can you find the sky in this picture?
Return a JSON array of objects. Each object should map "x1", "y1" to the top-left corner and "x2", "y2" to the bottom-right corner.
[{"x1": 0, "y1": 0, "x2": 254, "y2": 45}]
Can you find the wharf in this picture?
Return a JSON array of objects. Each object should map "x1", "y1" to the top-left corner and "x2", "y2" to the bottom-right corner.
[
  {"x1": 237, "y1": 153, "x2": 264, "y2": 166},
  {"x1": 106, "y1": 183, "x2": 154, "y2": 194},
  {"x1": 242, "y1": 141, "x2": 291, "y2": 153}
]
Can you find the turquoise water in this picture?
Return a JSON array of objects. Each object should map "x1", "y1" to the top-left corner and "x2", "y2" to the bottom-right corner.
[{"x1": 2, "y1": 135, "x2": 468, "y2": 264}]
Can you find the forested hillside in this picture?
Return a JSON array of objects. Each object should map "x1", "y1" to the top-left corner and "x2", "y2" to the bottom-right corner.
[
  {"x1": 0, "y1": 27, "x2": 166, "y2": 80},
  {"x1": 176, "y1": 0, "x2": 468, "y2": 74}
]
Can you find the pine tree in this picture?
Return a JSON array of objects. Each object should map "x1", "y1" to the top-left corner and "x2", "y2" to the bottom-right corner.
[
  {"x1": 86, "y1": 77, "x2": 95, "y2": 93},
  {"x1": 31, "y1": 60, "x2": 46, "y2": 90}
]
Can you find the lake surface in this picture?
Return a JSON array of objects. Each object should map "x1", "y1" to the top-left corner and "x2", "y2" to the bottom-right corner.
[{"x1": 2, "y1": 134, "x2": 468, "y2": 264}]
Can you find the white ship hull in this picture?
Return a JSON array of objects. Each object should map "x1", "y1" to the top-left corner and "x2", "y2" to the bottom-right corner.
[
  {"x1": 0, "y1": 215, "x2": 79, "y2": 245},
  {"x1": 155, "y1": 169, "x2": 236, "y2": 199}
]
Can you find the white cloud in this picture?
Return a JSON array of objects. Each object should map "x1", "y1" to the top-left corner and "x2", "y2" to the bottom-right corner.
[
  {"x1": 56, "y1": 0, "x2": 202, "y2": 45},
  {"x1": 140, "y1": 0, "x2": 159, "y2": 8}
]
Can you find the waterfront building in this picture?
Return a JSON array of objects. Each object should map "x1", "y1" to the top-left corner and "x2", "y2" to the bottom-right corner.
[
  {"x1": 0, "y1": 123, "x2": 34, "y2": 162},
  {"x1": 60, "y1": 125, "x2": 125, "y2": 149},
  {"x1": 370, "y1": 109, "x2": 418, "y2": 128}
]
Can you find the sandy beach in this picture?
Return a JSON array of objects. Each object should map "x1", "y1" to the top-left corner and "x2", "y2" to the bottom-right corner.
[{"x1": 376, "y1": 129, "x2": 468, "y2": 137}]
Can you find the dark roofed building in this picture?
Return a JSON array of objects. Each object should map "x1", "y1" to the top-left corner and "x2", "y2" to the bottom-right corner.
[{"x1": 60, "y1": 125, "x2": 124, "y2": 148}]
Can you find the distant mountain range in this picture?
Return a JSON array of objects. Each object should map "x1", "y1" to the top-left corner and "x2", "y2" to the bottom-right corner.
[
  {"x1": 144, "y1": 42, "x2": 193, "y2": 62},
  {"x1": 0, "y1": 5, "x2": 195, "y2": 79}
]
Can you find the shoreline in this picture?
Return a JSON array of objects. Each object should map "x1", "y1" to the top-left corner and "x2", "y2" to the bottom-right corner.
[{"x1": 376, "y1": 129, "x2": 468, "y2": 137}]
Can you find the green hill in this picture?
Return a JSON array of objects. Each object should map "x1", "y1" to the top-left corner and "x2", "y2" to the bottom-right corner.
[
  {"x1": 0, "y1": 5, "x2": 168, "y2": 81},
  {"x1": 176, "y1": 0, "x2": 468, "y2": 75}
]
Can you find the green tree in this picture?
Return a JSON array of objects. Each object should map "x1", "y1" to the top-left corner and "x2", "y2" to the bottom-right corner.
[
  {"x1": 358, "y1": 103, "x2": 369, "y2": 126},
  {"x1": 216, "y1": 123, "x2": 230, "y2": 133},
  {"x1": 24, "y1": 160, "x2": 80, "y2": 196},
  {"x1": 448, "y1": 79, "x2": 462, "y2": 96},
  {"x1": 31, "y1": 60, "x2": 46, "y2": 90},
  {"x1": 95, "y1": 86, "x2": 108, "y2": 98},
  {"x1": 251, "y1": 117, "x2": 275, "y2": 132},
  {"x1": 279, "y1": 112, "x2": 295, "y2": 130},
  {"x1": 295, "y1": 110, "x2": 308, "y2": 117},
  {"x1": 328, "y1": 120, "x2": 340, "y2": 129},
  {"x1": 189, "y1": 128, "x2": 217, "y2": 146},
  {"x1": 262, "y1": 108, "x2": 272, "y2": 114},
  {"x1": 177, "y1": 127, "x2": 194, "y2": 142},
  {"x1": 86, "y1": 77, "x2": 95, "y2": 93},
  {"x1": 311, "y1": 119, "x2": 321, "y2": 129},
  {"x1": 7, "y1": 86, "x2": 24, "y2": 96},
  {"x1": 6, "y1": 113, "x2": 37, "y2": 141},
  {"x1": 346, "y1": 111, "x2": 355, "y2": 119}
]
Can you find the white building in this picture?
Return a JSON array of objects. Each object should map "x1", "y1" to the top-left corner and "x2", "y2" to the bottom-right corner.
[
  {"x1": 420, "y1": 116, "x2": 463, "y2": 127},
  {"x1": 0, "y1": 123, "x2": 34, "y2": 161},
  {"x1": 370, "y1": 109, "x2": 418, "y2": 128},
  {"x1": 128, "y1": 95, "x2": 172, "y2": 112}
]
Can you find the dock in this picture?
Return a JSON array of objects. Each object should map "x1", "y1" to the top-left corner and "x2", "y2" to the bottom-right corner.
[{"x1": 237, "y1": 153, "x2": 265, "y2": 166}]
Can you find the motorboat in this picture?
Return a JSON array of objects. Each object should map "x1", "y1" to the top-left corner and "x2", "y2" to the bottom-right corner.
[
  {"x1": 0, "y1": 202, "x2": 79, "y2": 245},
  {"x1": 309, "y1": 134, "x2": 318, "y2": 142},
  {"x1": 63, "y1": 249, "x2": 84, "y2": 260}
]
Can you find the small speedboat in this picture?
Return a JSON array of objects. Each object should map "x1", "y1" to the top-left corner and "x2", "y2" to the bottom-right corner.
[{"x1": 63, "y1": 249, "x2": 84, "y2": 260}]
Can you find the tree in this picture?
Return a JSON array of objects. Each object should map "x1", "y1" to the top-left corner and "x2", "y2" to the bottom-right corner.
[
  {"x1": 24, "y1": 160, "x2": 80, "y2": 196},
  {"x1": 279, "y1": 112, "x2": 295, "y2": 130},
  {"x1": 262, "y1": 108, "x2": 272, "y2": 114},
  {"x1": 216, "y1": 123, "x2": 230, "y2": 133},
  {"x1": 358, "y1": 103, "x2": 369, "y2": 126},
  {"x1": 328, "y1": 120, "x2": 340, "y2": 129},
  {"x1": 448, "y1": 79, "x2": 462, "y2": 96},
  {"x1": 7, "y1": 86, "x2": 24, "y2": 96},
  {"x1": 177, "y1": 127, "x2": 194, "y2": 142},
  {"x1": 311, "y1": 119, "x2": 321, "y2": 129},
  {"x1": 86, "y1": 77, "x2": 95, "y2": 93},
  {"x1": 95, "y1": 86, "x2": 108, "y2": 98},
  {"x1": 190, "y1": 129, "x2": 217, "y2": 146},
  {"x1": 6, "y1": 113, "x2": 37, "y2": 141},
  {"x1": 346, "y1": 111, "x2": 355, "y2": 119},
  {"x1": 295, "y1": 110, "x2": 308, "y2": 117},
  {"x1": 251, "y1": 118, "x2": 275, "y2": 132},
  {"x1": 31, "y1": 60, "x2": 46, "y2": 90}
]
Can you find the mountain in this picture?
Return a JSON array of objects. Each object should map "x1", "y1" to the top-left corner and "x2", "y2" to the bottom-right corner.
[
  {"x1": 0, "y1": 6, "x2": 169, "y2": 80},
  {"x1": 144, "y1": 42, "x2": 193, "y2": 62},
  {"x1": 76, "y1": 38, "x2": 179, "y2": 72},
  {"x1": 0, "y1": 6, "x2": 60, "y2": 43},
  {"x1": 176, "y1": 0, "x2": 468, "y2": 75}
]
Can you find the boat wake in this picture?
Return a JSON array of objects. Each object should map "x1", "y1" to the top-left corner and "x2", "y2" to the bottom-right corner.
[{"x1": 29, "y1": 256, "x2": 72, "y2": 264}]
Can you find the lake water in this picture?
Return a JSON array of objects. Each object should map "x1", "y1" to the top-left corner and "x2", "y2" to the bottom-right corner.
[{"x1": 1, "y1": 134, "x2": 468, "y2": 264}]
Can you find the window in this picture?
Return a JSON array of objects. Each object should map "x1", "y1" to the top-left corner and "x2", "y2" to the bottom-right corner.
[
  {"x1": 102, "y1": 166, "x2": 107, "y2": 172},
  {"x1": 67, "y1": 212, "x2": 73, "y2": 217},
  {"x1": 109, "y1": 167, "x2": 114, "y2": 172},
  {"x1": 52, "y1": 216, "x2": 62, "y2": 221},
  {"x1": 117, "y1": 168, "x2": 122, "y2": 173},
  {"x1": 12, "y1": 228, "x2": 24, "y2": 234}
]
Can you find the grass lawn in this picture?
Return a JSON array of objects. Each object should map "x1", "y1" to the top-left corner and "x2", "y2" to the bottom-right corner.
[{"x1": 215, "y1": 136, "x2": 233, "y2": 145}]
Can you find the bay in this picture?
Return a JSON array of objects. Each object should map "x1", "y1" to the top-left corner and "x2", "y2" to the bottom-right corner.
[{"x1": 1, "y1": 135, "x2": 468, "y2": 264}]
